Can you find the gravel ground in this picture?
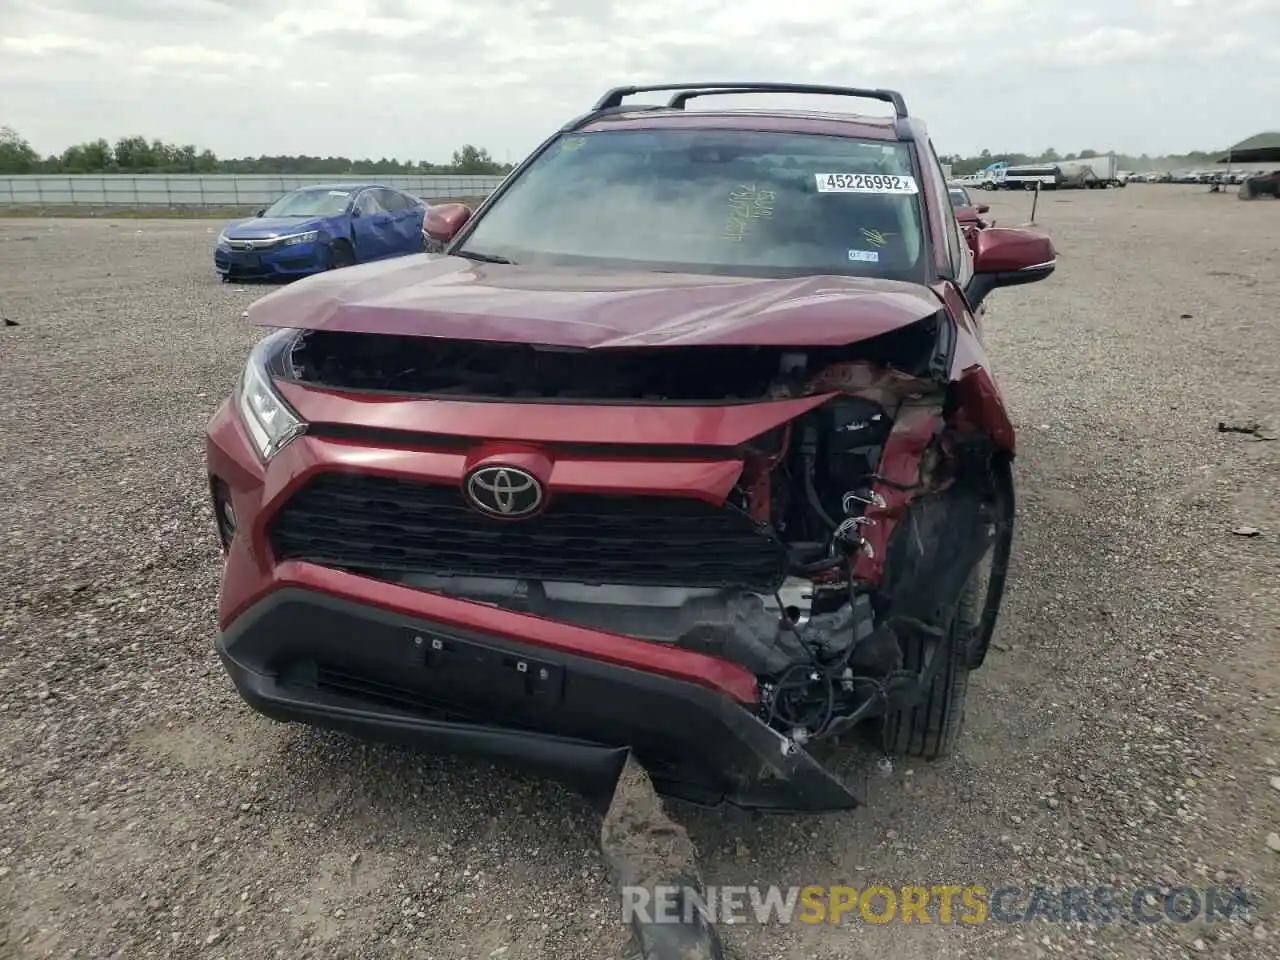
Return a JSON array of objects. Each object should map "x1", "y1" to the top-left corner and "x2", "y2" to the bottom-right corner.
[{"x1": 1, "y1": 185, "x2": 1277, "y2": 960}]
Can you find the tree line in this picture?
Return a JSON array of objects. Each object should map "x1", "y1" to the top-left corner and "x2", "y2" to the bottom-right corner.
[
  {"x1": 1, "y1": 125, "x2": 1224, "y2": 177},
  {"x1": 0, "y1": 127, "x2": 513, "y2": 176}
]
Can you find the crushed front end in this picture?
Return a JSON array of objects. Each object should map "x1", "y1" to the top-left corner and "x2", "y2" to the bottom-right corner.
[{"x1": 208, "y1": 313, "x2": 1011, "y2": 812}]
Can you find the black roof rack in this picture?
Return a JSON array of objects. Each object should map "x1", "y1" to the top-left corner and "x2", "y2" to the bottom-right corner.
[
  {"x1": 666, "y1": 88, "x2": 768, "y2": 109},
  {"x1": 592, "y1": 82, "x2": 909, "y2": 119}
]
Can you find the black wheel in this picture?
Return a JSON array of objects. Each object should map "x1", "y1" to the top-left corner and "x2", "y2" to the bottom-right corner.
[
  {"x1": 880, "y1": 456, "x2": 1014, "y2": 759},
  {"x1": 963, "y1": 456, "x2": 1014, "y2": 670},
  {"x1": 327, "y1": 239, "x2": 356, "y2": 270},
  {"x1": 881, "y1": 573, "x2": 977, "y2": 760}
]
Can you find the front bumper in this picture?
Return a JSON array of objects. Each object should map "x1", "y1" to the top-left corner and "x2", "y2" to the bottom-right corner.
[
  {"x1": 218, "y1": 585, "x2": 858, "y2": 811},
  {"x1": 206, "y1": 397, "x2": 860, "y2": 811},
  {"x1": 215, "y1": 240, "x2": 326, "y2": 279}
]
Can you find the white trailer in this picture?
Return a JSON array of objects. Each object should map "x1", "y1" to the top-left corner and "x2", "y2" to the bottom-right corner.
[
  {"x1": 1001, "y1": 164, "x2": 1062, "y2": 190},
  {"x1": 1057, "y1": 155, "x2": 1122, "y2": 188}
]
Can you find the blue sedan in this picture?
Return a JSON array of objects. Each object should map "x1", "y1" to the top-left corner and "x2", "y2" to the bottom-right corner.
[{"x1": 215, "y1": 183, "x2": 427, "y2": 281}]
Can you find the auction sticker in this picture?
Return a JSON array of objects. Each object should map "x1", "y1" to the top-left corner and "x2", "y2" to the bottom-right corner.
[
  {"x1": 848, "y1": 249, "x2": 880, "y2": 262},
  {"x1": 816, "y1": 173, "x2": 918, "y2": 194}
]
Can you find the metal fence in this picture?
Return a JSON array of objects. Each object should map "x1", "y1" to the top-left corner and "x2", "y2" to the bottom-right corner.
[{"x1": 0, "y1": 174, "x2": 507, "y2": 207}]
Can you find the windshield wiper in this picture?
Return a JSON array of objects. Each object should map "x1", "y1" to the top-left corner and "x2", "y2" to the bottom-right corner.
[{"x1": 455, "y1": 249, "x2": 515, "y2": 265}]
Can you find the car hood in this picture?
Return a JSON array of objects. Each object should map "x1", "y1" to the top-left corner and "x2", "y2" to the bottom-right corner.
[
  {"x1": 225, "y1": 216, "x2": 329, "y2": 239},
  {"x1": 245, "y1": 255, "x2": 945, "y2": 348}
]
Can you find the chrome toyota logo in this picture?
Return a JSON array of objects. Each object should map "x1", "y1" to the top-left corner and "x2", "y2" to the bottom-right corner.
[{"x1": 465, "y1": 466, "x2": 543, "y2": 518}]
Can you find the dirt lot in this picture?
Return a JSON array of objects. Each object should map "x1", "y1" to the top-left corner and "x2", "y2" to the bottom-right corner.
[{"x1": 1, "y1": 186, "x2": 1277, "y2": 960}]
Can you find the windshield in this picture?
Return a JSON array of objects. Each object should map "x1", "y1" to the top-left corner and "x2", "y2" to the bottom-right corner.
[
  {"x1": 456, "y1": 129, "x2": 928, "y2": 282},
  {"x1": 948, "y1": 186, "x2": 971, "y2": 206},
  {"x1": 261, "y1": 188, "x2": 354, "y2": 218}
]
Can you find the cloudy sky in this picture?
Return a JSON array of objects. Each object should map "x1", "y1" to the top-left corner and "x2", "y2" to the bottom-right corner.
[{"x1": 1, "y1": 0, "x2": 1276, "y2": 163}]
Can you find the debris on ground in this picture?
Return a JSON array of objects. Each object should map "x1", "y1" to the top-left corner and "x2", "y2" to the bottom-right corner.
[
  {"x1": 1218, "y1": 419, "x2": 1276, "y2": 440},
  {"x1": 1232, "y1": 526, "x2": 1262, "y2": 538},
  {"x1": 600, "y1": 756, "x2": 725, "y2": 960}
]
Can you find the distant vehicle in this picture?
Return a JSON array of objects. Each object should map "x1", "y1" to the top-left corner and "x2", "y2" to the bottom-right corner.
[
  {"x1": 1240, "y1": 170, "x2": 1280, "y2": 199},
  {"x1": 1002, "y1": 164, "x2": 1063, "y2": 190},
  {"x1": 947, "y1": 183, "x2": 993, "y2": 230},
  {"x1": 976, "y1": 163, "x2": 1008, "y2": 190},
  {"x1": 1054, "y1": 155, "x2": 1123, "y2": 188},
  {"x1": 215, "y1": 183, "x2": 427, "y2": 281}
]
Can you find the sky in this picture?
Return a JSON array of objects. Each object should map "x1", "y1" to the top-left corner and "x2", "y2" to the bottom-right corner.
[{"x1": 1, "y1": 0, "x2": 1276, "y2": 164}]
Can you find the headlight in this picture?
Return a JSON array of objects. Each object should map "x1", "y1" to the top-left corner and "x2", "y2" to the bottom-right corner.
[
  {"x1": 236, "y1": 329, "x2": 305, "y2": 460},
  {"x1": 217, "y1": 232, "x2": 230, "y2": 246},
  {"x1": 281, "y1": 231, "x2": 319, "y2": 246}
]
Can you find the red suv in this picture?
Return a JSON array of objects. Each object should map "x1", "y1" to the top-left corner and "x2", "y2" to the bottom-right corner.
[{"x1": 207, "y1": 83, "x2": 1056, "y2": 811}]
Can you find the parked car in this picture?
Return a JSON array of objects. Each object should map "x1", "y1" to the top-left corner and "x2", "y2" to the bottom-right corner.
[
  {"x1": 206, "y1": 82, "x2": 1056, "y2": 812},
  {"x1": 1240, "y1": 170, "x2": 1280, "y2": 198},
  {"x1": 215, "y1": 183, "x2": 426, "y2": 281},
  {"x1": 947, "y1": 182, "x2": 993, "y2": 230}
]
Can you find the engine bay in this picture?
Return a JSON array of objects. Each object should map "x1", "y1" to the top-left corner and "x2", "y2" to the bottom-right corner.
[{"x1": 281, "y1": 317, "x2": 946, "y2": 402}]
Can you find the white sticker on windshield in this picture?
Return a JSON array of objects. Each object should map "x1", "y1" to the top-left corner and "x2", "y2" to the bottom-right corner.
[
  {"x1": 328, "y1": 190, "x2": 351, "y2": 196},
  {"x1": 816, "y1": 173, "x2": 918, "y2": 194},
  {"x1": 848, "y1": 249, "x2": 880, "y2": 263}
]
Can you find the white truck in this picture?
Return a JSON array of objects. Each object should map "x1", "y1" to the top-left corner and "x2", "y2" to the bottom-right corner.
[{"x1": 1057, "y1": 154, "x2": 1123, "y2": 188}]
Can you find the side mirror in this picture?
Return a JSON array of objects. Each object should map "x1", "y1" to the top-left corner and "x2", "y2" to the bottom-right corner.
[
  {"x1": 976, "y1": 204, "x2": 990, "y2": 214},
  {"x1": 966, "y1": 226, "x2": 1056, "y2": 308},
  {"x1": 424, "y1": 202, "x2": 472, "y2": 244},
  {"x1": 350, "y1": 206, "x2": 361, "y2": 218},
  {"x1": 255, "y1": 207, "x2": 266, "y2": 217}
]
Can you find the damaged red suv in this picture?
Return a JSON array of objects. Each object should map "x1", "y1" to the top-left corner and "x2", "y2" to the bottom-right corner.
[{"x1": 207, "y1": 83, "x2": 1056, "y2": 811}]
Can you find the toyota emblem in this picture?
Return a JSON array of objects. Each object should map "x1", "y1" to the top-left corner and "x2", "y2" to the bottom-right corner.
[{"x1": 465, "y1": 466, "x2": 544, "y2": 518}]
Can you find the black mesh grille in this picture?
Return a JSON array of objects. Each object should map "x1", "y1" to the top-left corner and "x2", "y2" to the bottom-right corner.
[{"x1": 268, "y1": 472, "x2": 788, "y2": 591}]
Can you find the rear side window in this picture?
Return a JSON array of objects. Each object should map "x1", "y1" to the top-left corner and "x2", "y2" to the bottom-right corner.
[
  {"x1": 355, "y1": 191, "x2": 385, "y2": 215},
  {"x1": 377, "y1": 188, "x2": 410, "y2": 211}
]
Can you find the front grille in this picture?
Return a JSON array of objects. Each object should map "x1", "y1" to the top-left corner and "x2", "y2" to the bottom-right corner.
[{"x1": 268, "y1": 473, "x2": 787, "y2": 592}]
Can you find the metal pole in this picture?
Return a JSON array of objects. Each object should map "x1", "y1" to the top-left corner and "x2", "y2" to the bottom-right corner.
[{"x1": 1030, "y1": 180, "x2": 1040, "y2": 224}]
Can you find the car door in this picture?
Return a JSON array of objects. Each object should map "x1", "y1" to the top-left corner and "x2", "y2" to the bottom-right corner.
[
  {"x1": 375, "y1": 188, "x2": 422, "y2": 254},
  {"x1": 350, "y1": 189, "x2": 395, "y2": 260}
]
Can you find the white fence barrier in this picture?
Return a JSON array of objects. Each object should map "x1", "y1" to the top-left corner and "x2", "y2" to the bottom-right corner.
[{"x1": 0, "y1": 174, "x2": 506, "y2": 207}]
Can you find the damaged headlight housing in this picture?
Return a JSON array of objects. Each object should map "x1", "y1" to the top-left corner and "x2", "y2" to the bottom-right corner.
[{"x1": 236, "y1": 328, "x2": 305, "y2": 460}]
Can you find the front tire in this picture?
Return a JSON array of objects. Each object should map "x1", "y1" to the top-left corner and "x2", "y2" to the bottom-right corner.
[
  {"x1": 881, "y1": 576, "x2": 978, "y2": 760},
  {"x1": 327, "y1": 239, "x2": 356, "y2": 270},
  {"x1": 880, "y1": 455, "x2": 1013, "y2": 759}
]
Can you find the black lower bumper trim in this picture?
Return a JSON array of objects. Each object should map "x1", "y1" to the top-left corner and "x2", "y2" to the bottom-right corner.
[{"x1": 217, "y1": 587, "x2": 860, "y2": 812}]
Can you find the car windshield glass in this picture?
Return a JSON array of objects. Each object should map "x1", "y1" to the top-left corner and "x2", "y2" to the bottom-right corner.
[
  {"x1": 456, "y1": 129, "x2": 928, "y2": 281},
  {"x1": 949, "y1": 187, "x2": 970, "y2": 206},
  {"x1": 261, "y1": 188, "x2": 352, "y2": 218}
]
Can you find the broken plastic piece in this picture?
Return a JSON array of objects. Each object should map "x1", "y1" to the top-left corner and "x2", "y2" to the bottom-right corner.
[{"x1": 600, "y1": 755, "x2": 726, "y2": 960}]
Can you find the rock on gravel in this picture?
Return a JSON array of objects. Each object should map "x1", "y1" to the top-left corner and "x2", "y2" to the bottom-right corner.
[{"x1": 1, "y1": 186, "x2": 1278, "y2": 960}]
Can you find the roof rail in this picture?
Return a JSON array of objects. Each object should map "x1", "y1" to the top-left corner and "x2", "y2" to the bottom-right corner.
[
  {"x1": 593, "y1": 82, "x2": 909, "y2": 119},
  {"x1": 560, "y1": 103, "x2": 669, "y2": 132},
  {"x1": 666, "y1": 88, "x2": 767, "y2": 109}
]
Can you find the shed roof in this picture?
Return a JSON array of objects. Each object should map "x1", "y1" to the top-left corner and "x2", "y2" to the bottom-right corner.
[{"x1": 1219, "y1": 132, "x2": 1280, "y2": 163}]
